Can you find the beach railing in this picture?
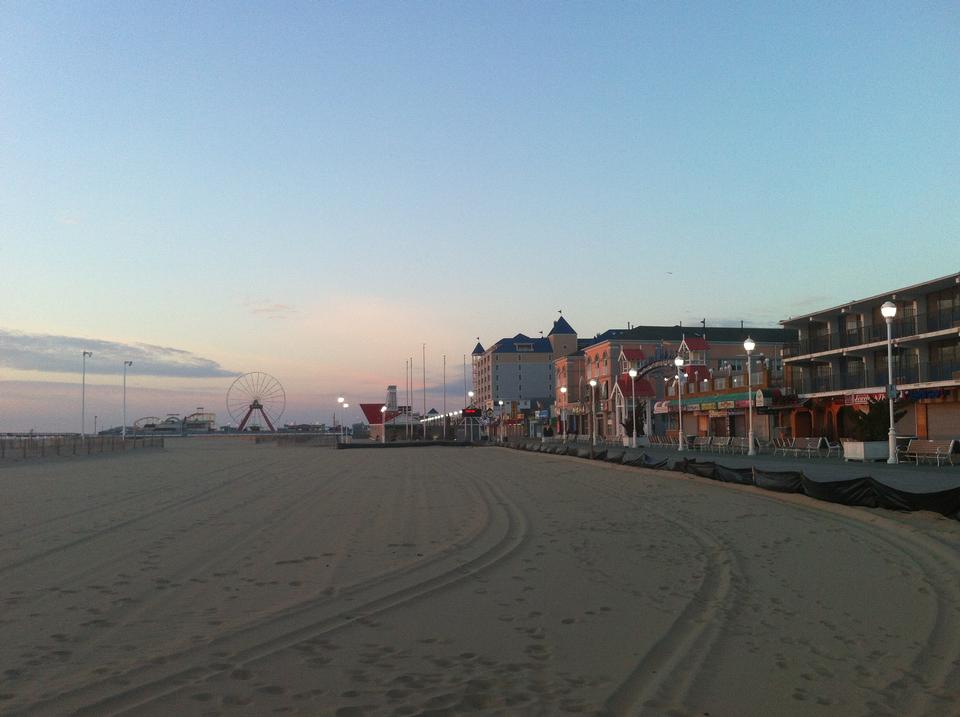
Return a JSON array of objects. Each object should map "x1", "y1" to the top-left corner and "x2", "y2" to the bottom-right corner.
[{"x1": 0, "y1": 436, "x2": 164, "y2": 461}]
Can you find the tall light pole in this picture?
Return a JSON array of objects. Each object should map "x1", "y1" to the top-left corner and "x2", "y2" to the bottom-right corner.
[
  {"x1": 122, "y1": 360, "x2": 133, "y2": 440},
  {"x1": 442, "y1": 353, "x2": 447, "y2": 438},
  {"x1": 337, "y1": 395, "x2": 345, "y2": 440},
  {"x1": 81, "y1": 351, "x2": 92, "y2": 438},
  {"x1": 380, "y1": 405, "x2": 387, "y2": 444},
  {"x1": 422, "y1": 343, "x2": 426, "y2": 418},
  {"x1": 589, "y1": 379, "x2": 598, "y2": 446},
  {"x1": 674, "y1": 356, "x2": 685, "y2": 451},
  {"x1": 343, "y1": 403, "x2": 349, "y2": 441},
  {"x1": 628, "y1": 369, "x2": 638, "y2": 449},
  {"x1": 559, "y1": 386, "x2": 567, "y2": 440},
  {"x1": 743, "y1": 337, "x2": 756, "y2": 456},
  {"x1": 498, "y1": 399, "x2": 504, "y2": 442},
  {"x1": 881, "y1": 301, "x2": 898, "y2": 464},
  {"x1": 467, "y1": 390, "x2": 475, "y2": 442}
]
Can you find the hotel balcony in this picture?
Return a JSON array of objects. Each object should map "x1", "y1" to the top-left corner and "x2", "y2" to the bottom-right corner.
[
  {"x1": 783, "y1": 306, "x2": 960, "y2": 360},
  {"x1": 786, "y1": 358, "x2": 960, "y2": 396}
]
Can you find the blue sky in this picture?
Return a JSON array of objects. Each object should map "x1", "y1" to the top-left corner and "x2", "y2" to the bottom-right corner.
[{"x1": 2, "y1": 1, "x2": 958, "y2": 429}]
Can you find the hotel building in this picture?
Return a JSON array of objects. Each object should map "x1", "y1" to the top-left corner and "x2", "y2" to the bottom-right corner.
[{"x1": 781, "y1": 273, "x2": 960, "y2": 439}]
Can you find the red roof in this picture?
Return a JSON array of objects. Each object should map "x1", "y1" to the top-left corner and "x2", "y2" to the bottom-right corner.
[
  {"x1": 621, "y1": 348, "x2": 645, "y2": 361},
  {"x1": 359, "y1": 403, "x2": 398, "y2": 424},
  {"x1": 682, "y1": 337, "x2": 710, "y2": 350},
  {"x1": 616, "y1": 374, "x2": 655, "y2": 397}
]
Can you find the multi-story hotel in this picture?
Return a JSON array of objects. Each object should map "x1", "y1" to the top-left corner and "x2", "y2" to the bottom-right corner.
[
  {"x1": 472, "y1": 316, "x2": 580, "y2": 414},
  {"x1": 781, "y1": 273, "x2": 960, "y2": 439}
]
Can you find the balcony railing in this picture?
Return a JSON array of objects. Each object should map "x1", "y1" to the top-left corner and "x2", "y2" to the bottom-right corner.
[
  {"x1": 787, "y1": 308, "x2": 960, "y2": 356},
  {"x1": 787, "y1": 358, "x2": 960, "y2": 394}
]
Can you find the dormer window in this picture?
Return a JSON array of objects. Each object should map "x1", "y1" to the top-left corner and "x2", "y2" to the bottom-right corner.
[{"x1": 516, "y1": 343, "x2": 534, "y2": 352}]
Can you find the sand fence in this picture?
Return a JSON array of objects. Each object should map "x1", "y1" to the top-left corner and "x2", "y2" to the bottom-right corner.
[{"x1": 0, "y1": 435, "x2": 164, "y2": 462}]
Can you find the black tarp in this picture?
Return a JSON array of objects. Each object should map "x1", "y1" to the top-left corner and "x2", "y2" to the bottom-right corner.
[
  {"x1": 622, "y1": 452, "x2": 669, "y2": 470},
  {"x1": 752, "y1": 469, "x2": 804, "y2": 493},
  {"x1": 800, "y1": 476, "x2": 879, "y2": 507},
  {"x1": 670, "y1": 460, "x2": 960, "y2": 520},
  {"x1": 508, "y1": 443, "x2": 960, "y2": 520}
]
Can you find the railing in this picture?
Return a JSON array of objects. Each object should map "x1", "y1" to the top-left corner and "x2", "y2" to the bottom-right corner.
[
  {"x1": 0, "y1": 436, "x2": 165, "y2": 461},
  {"x1": 788, "y1": 309, "x2": 960, "y2": 356},
  {"x1": 788, "y1": 358, "x2": 960, "y2": 393},
  {"x1": 926, "y1": 359, "x2": 960, "y2": 382}
]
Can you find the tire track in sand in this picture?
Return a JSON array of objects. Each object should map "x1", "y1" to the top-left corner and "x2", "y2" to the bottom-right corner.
[
  {"x1": 526, "y1": 449, "x2": 960, "y2": 716},
  {"x1": 14, "y1": 466, "x2": 530, "y2": 716},
  {"x1": 0, "y1": 458, "x2": 287, "y2": 577},
  {"x1": 516, "y1": 453, "x2": 743, "y2": 717}
]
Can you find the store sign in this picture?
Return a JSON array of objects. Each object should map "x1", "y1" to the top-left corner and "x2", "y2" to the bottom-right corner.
[
  {"x1": 717, "y1": 400, "x2": 735, "y2": 409},
  {"x1": 843, "y1": 393, "x2": 885, "y2": 406},
  {"x1": 905, "y1": 388, "x2": 944, "y2": 400},
  {"x1": 708, "y1": 410, "x2": 728, "y2": 418},
  {"x1": 699, "y1": 402, "x2": 717, "y2": 411}
]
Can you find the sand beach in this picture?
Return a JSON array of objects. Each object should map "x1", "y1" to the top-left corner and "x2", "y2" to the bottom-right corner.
[{"x1": 1, "y1": 439, "x2": 959, "y2": 716}]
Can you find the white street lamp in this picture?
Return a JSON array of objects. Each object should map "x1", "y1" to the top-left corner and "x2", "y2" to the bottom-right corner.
[
  {"x1": 559, "y1": 386, "x2": 567, "y2": 441},
  {"x1": 628, "y1": 369, "x2": 638, "y2": 449},
  {"x1": 743, "y1": 337, "x2": 756, "y2": 456},
  {"x1": 674, "y1": 356, "x2": 685, "y2": 451},
  {"x1": 343, "y1": 403, "x2": 349, "y2": 441},
  {"x1": 589, "y1": 379, "x2": 598, "y2": 446},
  {"x1": 498, "y1": 399, "x2": 504, "y2": 443},
  {"x1": 881, "y1": 300, "x2": 898, "y2": 464},
  {"x1": 122, "y1": 360, "x2": 133, "y2": 440},
  {"x1": 81, "y1": 351, "x2": 92, "y2": 439},
  {"x1": 380, "y1": 405, "x2": 387, "y2": 444}
]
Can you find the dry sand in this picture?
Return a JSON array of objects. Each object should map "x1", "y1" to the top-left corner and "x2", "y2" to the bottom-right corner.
[{"x1": 1, "y1": 440, "x2": 959, "y2": 716}]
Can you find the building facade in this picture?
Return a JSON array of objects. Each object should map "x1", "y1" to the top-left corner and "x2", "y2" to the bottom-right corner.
[
  {"x1": 559, "y1": 325, "x2": 794, "y2": 442},
  {"x1": 472, "y1": 316, "x2": 580, "y2": 416},
  {"x1": 781, "y1": 273, "x2": 960, "y2": 440}
]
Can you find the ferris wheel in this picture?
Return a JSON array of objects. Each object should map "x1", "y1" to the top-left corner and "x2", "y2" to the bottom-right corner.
[{"x1": 226, "y1": 372, "x2": 286, "y2": 431}]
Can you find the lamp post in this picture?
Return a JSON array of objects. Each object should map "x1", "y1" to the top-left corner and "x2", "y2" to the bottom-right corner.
[
  {"x1": 743, "y1": 337, "x2": 756, "y2": 456},
  {"x1": 674, "y1": 356, "x2": 685, "y2": 451},
  {"x1": 380, "y1": 405, "x2": 387, "y2": 444},
  {"x1": 467, "y1": 391, "x2": 475, "y2": 442},
  {"x1": 122, "y1": 360, "x2": 133, "y2": 440},
  {"x1": 881, "y1": 301, "x2": 898, "y2": 464},
  {"x1": 559, "y1": 386, "x2": 567, "y2": 441},
  {"x1": 337, "y1": 395, "x2": 345, "y2": 440},
  {"x1": 628, "y1": 369, "x2": 638, "y2": 449},
  {"x1": 343, "y1": 403, "x2": 349, "y2": 441},
  {"x1": 81, "y1": 351, "x2": 92, "y2": 438},
  {"x1": 588, "y1": 379, "x2": 598, "y2": 446},
  {"x1": 497, "y1": 399, "x2": 504, "y2": 442}
]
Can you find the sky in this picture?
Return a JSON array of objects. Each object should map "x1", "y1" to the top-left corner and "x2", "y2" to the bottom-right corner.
[{"x1": 2, "y1": 1, "x2": 959, "y2": 431}]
